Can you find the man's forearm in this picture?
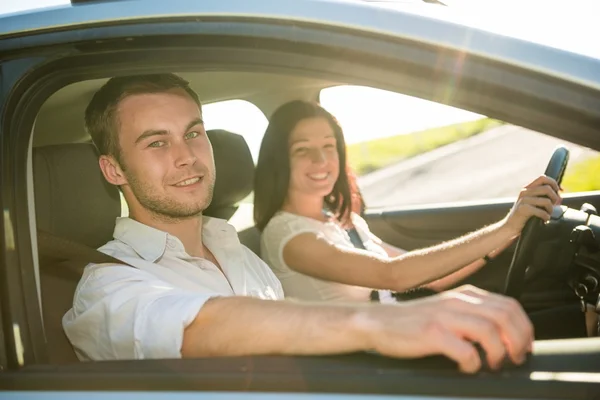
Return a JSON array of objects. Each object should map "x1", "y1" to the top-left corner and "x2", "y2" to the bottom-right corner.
[
  {"x1": 389, "y1": 220, "x2": 513, "y2": 291},
  {"x1": 180, "y1": 286, "x2": 535, "y2": 374},
  {"x1": 181, "y1": 296, "x2": 371, "y2": 358}
]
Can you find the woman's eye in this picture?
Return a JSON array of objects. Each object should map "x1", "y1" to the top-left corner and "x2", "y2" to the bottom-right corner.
[
  {"x1": 294, "y1": 147, "x2": 308, "y2": 155},
  {"x1": 186, "y1": 131, "x2": 200, "y2": 139},
  {"x1": 324, "y1": 144, "x2": 336, "y2": 149}
]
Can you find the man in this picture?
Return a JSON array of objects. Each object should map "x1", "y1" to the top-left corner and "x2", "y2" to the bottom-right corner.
[{"x1": 63, "y1": 73, "x2": 541, "y2": 373}]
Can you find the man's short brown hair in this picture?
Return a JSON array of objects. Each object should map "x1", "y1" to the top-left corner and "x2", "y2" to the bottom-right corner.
[{"x1": 85, "y1": 73, "x2": 201, "y2": 165}]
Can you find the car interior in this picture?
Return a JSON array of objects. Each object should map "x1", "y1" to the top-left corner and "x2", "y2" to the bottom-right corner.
[{"x1": 29, "y1": 70, "x2": 600, "y2": 367}]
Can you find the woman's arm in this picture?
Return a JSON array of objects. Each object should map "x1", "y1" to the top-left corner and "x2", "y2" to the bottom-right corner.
[
  {"x1": 283, "y1": 176, "x2": 559, "y2": 292},
  {"x1": 284, "y1": 219, "x2": 511, "y2": 292},
  {"x1": 379, "y1": 240, "x2": 407, "y2": 257},
  {"x1": 424, "y1": 237, "x2": 516, "y2": 291}
]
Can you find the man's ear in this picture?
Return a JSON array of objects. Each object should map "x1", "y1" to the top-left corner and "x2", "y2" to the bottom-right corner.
[{"x1": 99, "y1": 155, "x2": 128, "y2": 186}]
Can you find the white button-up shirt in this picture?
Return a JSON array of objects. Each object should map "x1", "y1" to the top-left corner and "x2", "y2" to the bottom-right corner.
[{"x1": 62, "y1": 216, "x2": 284, "y2": 361}]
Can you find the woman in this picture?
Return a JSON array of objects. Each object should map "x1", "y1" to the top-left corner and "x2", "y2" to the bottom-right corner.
[
  {"x1": 253, "y1": 100, "x2": 597, "y2": 338},
  {"x1": 254, "y1": 99, "x2": 554, "y2": 299}
]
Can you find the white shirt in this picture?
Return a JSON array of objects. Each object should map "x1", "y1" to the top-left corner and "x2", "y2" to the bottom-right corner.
[
  {"x1": 63, "y1": 216, "x2": 284, "y2": 361},
  {"x1": 261, "y1": 211, "x2": 392, "y2": 303}
]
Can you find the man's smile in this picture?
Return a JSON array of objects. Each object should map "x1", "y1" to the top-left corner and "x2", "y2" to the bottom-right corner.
[{"x1": 173, "y1": 175, "x2": 203, "y2": 187}]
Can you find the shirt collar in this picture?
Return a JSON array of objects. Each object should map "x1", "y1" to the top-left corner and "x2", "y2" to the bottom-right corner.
[{"x1": 113, "y1": 216, "x2": 238, "y2": 262}]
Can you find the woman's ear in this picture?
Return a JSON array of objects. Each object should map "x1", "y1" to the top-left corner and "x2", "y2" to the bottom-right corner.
[{"x1": 98, "y1": 155, "x2": 128, "y2": 186}]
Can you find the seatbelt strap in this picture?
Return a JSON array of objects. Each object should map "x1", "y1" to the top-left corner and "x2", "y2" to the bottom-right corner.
[
  {"x1": 345, "y1": 227, "x2": 383, "y2": 302},
  {"x1": 346, "y1": 228, "x2": 367, "y2": 251},
  {"x1": 37, "y1": 229, "x2": 136, "y2": 279}
]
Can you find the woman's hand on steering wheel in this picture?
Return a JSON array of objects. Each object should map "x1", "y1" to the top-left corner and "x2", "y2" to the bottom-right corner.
[{"x1": 502, "y1": 175, "x2": 562, "y2": 238}]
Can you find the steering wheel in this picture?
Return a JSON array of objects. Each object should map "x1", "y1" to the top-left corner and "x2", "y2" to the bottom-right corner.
[{"x1": 504, "y1": 147, "x2": 570, "y2": 299}]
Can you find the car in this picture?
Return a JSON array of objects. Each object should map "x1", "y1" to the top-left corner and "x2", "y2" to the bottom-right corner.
[{"x1": 1, "y1": 0, "x2": 600, "y2": 398}]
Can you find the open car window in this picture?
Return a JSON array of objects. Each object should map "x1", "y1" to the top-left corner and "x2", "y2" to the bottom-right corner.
[
  {"x1": 0, "y1": 1, "x2": 599, "y2": 397},
  {"x1": 320, "y1": 85, "x2": 600, "y2": 209}
]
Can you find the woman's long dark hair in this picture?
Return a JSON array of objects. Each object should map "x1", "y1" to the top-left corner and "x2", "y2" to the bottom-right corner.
[{"x1": 254, "y1": 100, "x2": 363, "y2": 231}]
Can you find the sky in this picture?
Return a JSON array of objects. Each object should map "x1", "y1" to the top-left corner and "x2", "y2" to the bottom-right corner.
[{"x1": 2, "y1": 0, "x2": 598, "y2": 160}]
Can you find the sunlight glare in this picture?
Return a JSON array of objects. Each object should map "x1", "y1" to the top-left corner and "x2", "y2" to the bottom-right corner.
[
  {"x1": 203, "y1": 100, "x2": 268, "y2": 163},
  {"x1": 320, "y1": 85, "x2": 483, "y2": 145}
]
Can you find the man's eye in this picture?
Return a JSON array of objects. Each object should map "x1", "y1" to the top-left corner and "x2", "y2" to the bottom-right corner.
[
  {"x1": 186, "y1": 131, "x2": 200, "y2": 139},
  {"x1": 148, "y1": 141, "x2": 165, "y2": 148}
]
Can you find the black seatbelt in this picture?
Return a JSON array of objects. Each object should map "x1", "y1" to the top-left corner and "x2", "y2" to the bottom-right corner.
[
  {"x1": 347, "y1": 228, "x2": 367, "y2": 251},
  {"x1": 345, "y1": 227, "x2": 381, "y2": 302},
  {"x1": 37, "y1": 229, "x2": 135, "y2": 280}
]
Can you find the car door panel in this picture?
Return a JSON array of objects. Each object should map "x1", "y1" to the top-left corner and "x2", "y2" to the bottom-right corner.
[
  {"x1": 364, "y1": 191, "x2": 600, "y2": 251},
  {"x1": 2, "y1": 342, "x2": 600, "y2": 397}
]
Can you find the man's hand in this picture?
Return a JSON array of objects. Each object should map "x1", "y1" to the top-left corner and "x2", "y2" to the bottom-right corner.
[
  {"x1": 184, "y1": 286, "x2": 533, "y2": 374},
  {"x1": 354, "y1": 285, "x2": 534, "y2": 373},
  {"x1": 502, "y1": 175, "x2": 561, "y2": 237}
]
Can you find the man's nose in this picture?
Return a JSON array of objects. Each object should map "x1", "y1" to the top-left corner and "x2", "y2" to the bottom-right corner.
[{"x1": 173, "y1": 141, "x2": 197, "y2": 167}]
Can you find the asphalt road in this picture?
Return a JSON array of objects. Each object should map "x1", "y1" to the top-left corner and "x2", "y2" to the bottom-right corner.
[{"x1": 357, "y1": 125, "x2": 597, "y2": 209}]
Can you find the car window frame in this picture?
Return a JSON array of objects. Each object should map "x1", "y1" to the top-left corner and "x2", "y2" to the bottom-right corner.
[{"x1": 0, "y1": 13, "x2": 599, "y2": 391}]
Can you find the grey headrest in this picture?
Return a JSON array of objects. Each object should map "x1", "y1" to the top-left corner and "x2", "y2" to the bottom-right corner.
[
  {"x1": 205, "y1": 129, "x2": 254, "y2": 218},
  {"x1": 33, "y1": 130, "x2": 254, "y2": 248},
  {"x1": 33, "y1": 144, "x2": 121, "y2": 249}
]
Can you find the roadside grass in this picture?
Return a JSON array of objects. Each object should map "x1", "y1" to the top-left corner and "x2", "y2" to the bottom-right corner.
[
  {"x1": 562, "y1": 155, "x2": 600, "y2": 192},
  {"x1": 347, "y1": 118, "x2": 503, "y2": 176}
]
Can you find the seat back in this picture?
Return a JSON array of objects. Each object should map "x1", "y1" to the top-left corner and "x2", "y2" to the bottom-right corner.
[
  {"x1": 33, "y1": 129, "x2": 256, "y2": 364},
  {"x1": 34, "y1": 143, "x2": 121, "y2": 364},
  {"x1": 203, "y1": 129, "x2": 261, "y2": 256}
]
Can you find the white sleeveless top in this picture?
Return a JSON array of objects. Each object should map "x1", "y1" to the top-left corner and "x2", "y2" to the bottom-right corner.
[{"x1": 260, "y1": 211, "x2": 393, "y2": 303}]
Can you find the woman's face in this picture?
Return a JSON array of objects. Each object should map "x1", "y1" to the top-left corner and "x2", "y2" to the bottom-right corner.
[{"x1": 287, "y1": 117, "x2": 340, "y2": 199}]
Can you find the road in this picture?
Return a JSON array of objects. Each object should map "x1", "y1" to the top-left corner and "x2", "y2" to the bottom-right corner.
[{"x1": 357, "y1": 125, "x2": 597, "y2": 209}]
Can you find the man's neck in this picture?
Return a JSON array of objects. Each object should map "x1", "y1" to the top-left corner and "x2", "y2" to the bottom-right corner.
[
  {"x1": 282, "y1": 192, "x2": 327, "y2": 222},
  {"x1": 130, "y1": 210, "x2": 206, "y2": 258}
]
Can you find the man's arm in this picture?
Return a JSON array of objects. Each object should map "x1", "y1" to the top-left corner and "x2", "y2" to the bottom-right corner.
[{"x1": 182, "y1": 286, "x2": 534, "y2": 374}]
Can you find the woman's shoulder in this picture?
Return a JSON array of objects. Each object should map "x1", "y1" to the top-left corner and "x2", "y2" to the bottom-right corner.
[
  {"x1": 263, "y1": 211, "x2": 324, "y2": 237},
  {"x1": 350, "y1": 212, "x2": 370, "y2": 230}
]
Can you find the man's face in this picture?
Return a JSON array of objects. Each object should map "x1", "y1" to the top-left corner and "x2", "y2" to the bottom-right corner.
[{"x1": 109, "y1": 89, "x2": 215, "y2": 221}]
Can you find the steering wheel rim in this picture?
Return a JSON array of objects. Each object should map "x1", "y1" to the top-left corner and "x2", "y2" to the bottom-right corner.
[{"x1": 504, "y1": 146, "x2": 570, "y2": 299}]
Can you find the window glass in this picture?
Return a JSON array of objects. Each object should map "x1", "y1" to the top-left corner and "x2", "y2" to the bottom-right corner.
[{"x1": 320, "y1": 85, "x2": 600, "y2": 209}]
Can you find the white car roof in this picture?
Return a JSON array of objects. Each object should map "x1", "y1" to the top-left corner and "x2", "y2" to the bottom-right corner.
[{"x1": 1, "y1": 0, "x2": 599, "y2": 90}]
